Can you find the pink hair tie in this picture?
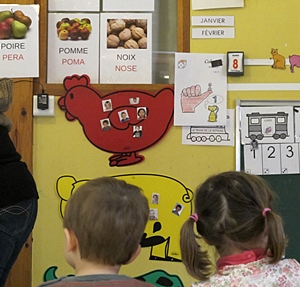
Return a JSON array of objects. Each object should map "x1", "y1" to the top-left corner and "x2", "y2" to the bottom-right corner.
[
  {"x1": 190, "y1": 213, "x2": 198, "y2": 222},
  {"x1": 262, "y1": 208, "x2": 271, "y2": 217}
]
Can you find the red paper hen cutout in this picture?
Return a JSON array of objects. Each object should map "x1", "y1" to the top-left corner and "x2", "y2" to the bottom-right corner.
[{"x1": 58, "y1": 74, "x2": 174, "y2": 167}]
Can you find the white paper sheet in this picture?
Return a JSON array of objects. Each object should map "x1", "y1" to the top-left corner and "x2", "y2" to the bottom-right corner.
[
  {"x1": 192, "y1": 28, "x2": 235, "y2": 39},
  {"x1": 103, "y1": 0, "x2": 154, "y2": 11},
  {"x1": 192, "y1": 0, "x2": 244, "y2": 10},
  {"x1": 174, "y1": 53, "x2": 227, "y2": 126},
  {"x1": 240, "y1": 106, "x2": 295, "y2": 145},
  {"x1": 182, "y1": 109, "x2": 234, "y2": 146},
  {"x1": 48, "y1": 0, "x2": 100, "y2": 12},
  {"x1": 192, "y1": 16, "x2": 234, "y2": 26}
]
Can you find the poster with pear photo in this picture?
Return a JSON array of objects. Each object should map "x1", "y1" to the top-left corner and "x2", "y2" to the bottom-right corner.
[{"x1": 0, "y1": 5, "x2": 39, "y2": 77}]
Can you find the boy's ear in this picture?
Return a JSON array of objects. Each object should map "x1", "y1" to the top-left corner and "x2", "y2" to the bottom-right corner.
[
  {"x1": 125, "y1": 245, "x2": 141, "y2": 265},
  {"x1": 64, "y1": 228, "x2": 78, "y2": 252}
]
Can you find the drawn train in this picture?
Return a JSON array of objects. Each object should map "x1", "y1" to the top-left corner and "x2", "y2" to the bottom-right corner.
[
  {"x1": 246, "y1": 111, "x2": 289, "y2": 140},
  {"x1": 186, "y1": 126, "x2": 229, "y2": 142}
]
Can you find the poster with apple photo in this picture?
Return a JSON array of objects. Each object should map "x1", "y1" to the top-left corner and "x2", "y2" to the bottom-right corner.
[
  {"x1": 47, "y1": 13, "x2": 99, "y2": 84},
  {"x1": 100, "y1": 13, "x2": 152, "y2": 84},
  {"x1": 103, "y1": 0, "x2": 154, "y2": 11},
  {"x1": 48, "y1": 0, "x2": 100, "y2": 12},
  {"x1": 0, "y1": 5, "x2": 39, "y2": 77}
]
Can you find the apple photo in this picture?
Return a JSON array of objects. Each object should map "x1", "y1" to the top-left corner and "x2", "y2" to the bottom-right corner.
[
  {"x1": 107, "y1": 18, "x2": 147, "y2": 49},
  {"x1": 0, "y1": 9, "x2": 32, "y2": 39},
  {"x1": 56, "y1": 17, "x2": 92, "y2": 41}
]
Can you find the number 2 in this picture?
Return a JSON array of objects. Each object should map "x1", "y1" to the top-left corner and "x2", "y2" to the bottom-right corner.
[{"x1": 267, "y1": 146, "x2": 275, "y2": 158}]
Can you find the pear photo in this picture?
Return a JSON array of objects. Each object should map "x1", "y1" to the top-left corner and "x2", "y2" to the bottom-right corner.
[{"x1": 0, "y1": 9, "x2": 32, "y2": 39}]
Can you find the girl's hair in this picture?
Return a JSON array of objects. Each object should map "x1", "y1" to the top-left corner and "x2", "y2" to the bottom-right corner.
[{"x1": 180, "y1": 171, "x2": 286, "y2": 281}]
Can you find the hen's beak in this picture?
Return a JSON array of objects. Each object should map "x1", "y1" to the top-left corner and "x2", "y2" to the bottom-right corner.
[{"x1": 58, "y1": 96, "x2": 66, "y2": 110}]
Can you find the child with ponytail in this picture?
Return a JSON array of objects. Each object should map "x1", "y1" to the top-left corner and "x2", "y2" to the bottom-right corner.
[{"x1": 180, "y1": 171, "x2": 300, "y2": 286}]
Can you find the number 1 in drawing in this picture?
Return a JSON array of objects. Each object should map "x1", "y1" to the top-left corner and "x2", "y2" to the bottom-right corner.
[{"x1": 252, "y1": 148, "x2": 256, "y2": 159}]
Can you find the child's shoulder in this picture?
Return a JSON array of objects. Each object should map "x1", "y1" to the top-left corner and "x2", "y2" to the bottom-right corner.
[
  {"x1": 37, "y1": 276, "x2": 69, "y2": 286},
  {"x1": 191, "y1": 258, "x2": 300, "y2": 287},
  {"x1": 38, "y1": 275, "x2": 155, "y2": 287},
  {"x1": 276, "y1": 258, "x2": 300, "y2": 271}
]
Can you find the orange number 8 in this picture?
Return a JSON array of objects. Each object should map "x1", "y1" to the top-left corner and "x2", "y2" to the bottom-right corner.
[{"x1": 233, "y1": 59, "x2": 238, "y2": 69}]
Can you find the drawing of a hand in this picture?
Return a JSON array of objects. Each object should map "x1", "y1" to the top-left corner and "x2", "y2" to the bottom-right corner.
[{"x1": 181, "y1": 83, "x2": 213, "y2": 113}]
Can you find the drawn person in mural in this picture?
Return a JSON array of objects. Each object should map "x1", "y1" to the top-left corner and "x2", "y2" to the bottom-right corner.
[
  {"x1": 38, "y1": 177, "x2": 152, "y2": 287},
  {"x1": 0, "y1": 78, "x2": 39, "y2": 286},
  {"x1": 137, "y1": 108, "x2": 147, "y2": 119}
]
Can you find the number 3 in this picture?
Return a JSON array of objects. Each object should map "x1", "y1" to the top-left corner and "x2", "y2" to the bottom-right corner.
[{"x1": 286, "y1": 145, "x2": 294, "y2": 158}]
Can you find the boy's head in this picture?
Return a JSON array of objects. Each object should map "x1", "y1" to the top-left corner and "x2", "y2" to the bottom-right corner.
[{"x1": 63, "y1": 177, "x2": 149, "y2": 267}]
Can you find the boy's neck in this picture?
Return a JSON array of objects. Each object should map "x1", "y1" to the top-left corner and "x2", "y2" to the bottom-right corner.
[{"x1": 75, "y1": 260, "x2": 121, "y2": 276}]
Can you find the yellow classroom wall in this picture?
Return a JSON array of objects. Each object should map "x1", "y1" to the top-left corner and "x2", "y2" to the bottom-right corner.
[
  {"x1": 32, "y1": 99, "x2": 232, "y2": 286},
  {"x1": 32, "y1": 1, "x2": 300, "y2": 286}
]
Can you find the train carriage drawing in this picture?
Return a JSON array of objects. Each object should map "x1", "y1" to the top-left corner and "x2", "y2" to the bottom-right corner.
[
  {"x1": 186, "y1": 126, "x2": 229, "y2": 142},
  {"x1": 246, "y1": 111, "x2": 289, "y2": 140}
]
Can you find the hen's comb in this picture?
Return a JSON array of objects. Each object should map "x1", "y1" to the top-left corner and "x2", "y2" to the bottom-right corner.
[{"x1": 63, "y1": 74, "x2": 91, "y2": 91}]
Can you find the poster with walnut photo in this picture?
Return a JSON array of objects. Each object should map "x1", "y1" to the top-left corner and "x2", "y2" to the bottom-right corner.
[{"x1": 100, "y1": 13, "x2": 152, "y2": 84}]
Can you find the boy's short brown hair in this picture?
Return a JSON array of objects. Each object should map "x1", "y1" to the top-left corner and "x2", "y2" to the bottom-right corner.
[{"x1": 63, "y1": 177, "x2": 149, "y2": 266}]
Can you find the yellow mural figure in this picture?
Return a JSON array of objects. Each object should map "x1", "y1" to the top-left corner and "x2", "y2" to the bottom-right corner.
[{"x1": 56, "y1": 174, "x2": 193, "y2": 262}]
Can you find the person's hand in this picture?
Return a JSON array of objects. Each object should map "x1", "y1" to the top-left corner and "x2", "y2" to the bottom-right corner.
[{"x1": 180, "y1": 84, "x2": 213, "y2": 113}]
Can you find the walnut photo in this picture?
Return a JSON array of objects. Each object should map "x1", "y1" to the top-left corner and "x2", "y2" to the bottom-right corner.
[{"x1": 107, "y1": 19, "x2": 147, "y2": 49}]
